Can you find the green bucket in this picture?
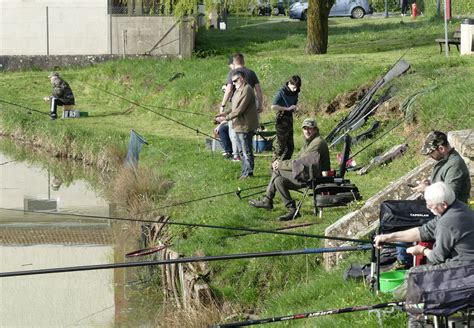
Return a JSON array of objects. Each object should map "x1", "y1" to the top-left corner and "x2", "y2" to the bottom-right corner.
[{"x1": 379, "y1": 270, "x2": 407, "y2": 293}]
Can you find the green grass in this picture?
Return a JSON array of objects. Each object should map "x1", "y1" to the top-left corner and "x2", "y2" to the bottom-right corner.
[{"x1": 0, "y1": 15, "x2": 473, "y2": 327}]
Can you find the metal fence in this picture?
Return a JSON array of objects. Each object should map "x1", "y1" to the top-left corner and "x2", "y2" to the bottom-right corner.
[{"x1": 110, "y1": 0, "x2": 169, "y2": 15}]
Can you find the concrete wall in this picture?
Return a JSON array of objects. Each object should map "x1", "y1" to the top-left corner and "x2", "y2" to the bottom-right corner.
[
  {"x1": 111, "y1": 16, "x2": 195, "y2": 57},
  {"x1": 323, "y1": 129, "x2": 474, "y2": 270},
  {"x1": 0, "y1": 0, "x2": 195, "y2": 59},
  {"x1": 0, "y1": 0, "x2": 110, "y2": 55}
]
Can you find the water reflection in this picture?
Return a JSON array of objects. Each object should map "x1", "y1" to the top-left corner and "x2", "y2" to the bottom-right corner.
[{"x1": 0, "y1": 151, "x2": 149, "y2": 327}]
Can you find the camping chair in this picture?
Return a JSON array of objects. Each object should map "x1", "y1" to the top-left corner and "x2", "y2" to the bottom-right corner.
[
  {"x1": 372, "y1": 200, "x2": 435, "y2": 291},
  {"x1": 293, "y1": 135, "x2": 361, "y2": 218},
  {"x1": 405, "y1": 263, "x2": 474, "y2": 328},
  {"x1": 311, "y1": 135, "x2": 361, "y2": 217}
]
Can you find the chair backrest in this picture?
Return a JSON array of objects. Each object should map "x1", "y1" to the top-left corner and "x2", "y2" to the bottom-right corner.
[
  {"x1": 338, "y1": 134, "x2": 352, "y2": 178},
  {"x1": 378, "y1": 200, "x2": 435, "y2": 234}
]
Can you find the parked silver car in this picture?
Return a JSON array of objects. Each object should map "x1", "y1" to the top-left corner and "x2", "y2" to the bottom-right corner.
[{"x1": 289, "y1": 0, "x2": 372, "y2": 20}]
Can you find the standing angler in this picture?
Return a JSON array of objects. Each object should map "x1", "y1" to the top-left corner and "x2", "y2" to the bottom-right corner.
[
  {"x1": 43, "y1": 72, "x2": 75, "y2": 120},
  {"x1": 217, "y1": 70, "x2": 259, "y2": 179},
  {"x1": 271, "y1": 75, "x2": 302, "y2": 161}
]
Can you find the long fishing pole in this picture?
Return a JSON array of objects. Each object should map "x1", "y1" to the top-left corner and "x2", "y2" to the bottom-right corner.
[
  {"x1": 0, "y1": 245, "x2": 372, "y2": 278},
  {"x1": 153, "y1": 184, "x2": 267, "y2": 210},
  {"x1": 0, "y1": 99, "x2": 50, "y2": 116},
  {"x1": 327, "y1": 50, "x2": 410, "y2": 142},
  {"x1": 0, "y1": 208, "x2": 406, "y2": 248},
  {"x1": 85, "y1": 83, "x2": 219, "y2": 141},
  {"x1": 141, "y1": 104, "x2": 210, "y2": 117},
  {"x1": 350, "y1": 86, "x2": 436, "y2": 160},
  {"x1": 210, "y1": 301, "x2": 405, "y2": 327}
]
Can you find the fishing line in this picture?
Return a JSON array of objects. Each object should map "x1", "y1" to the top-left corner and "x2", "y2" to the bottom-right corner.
[
  {"x1": 210, "y1": 301, "x2": 405, "y2": 327},
  {"x1": 0, "y1": 98, "x2": 50, "y2": 116},
  {"x1": 84, "y1": 83, "x2": 219, "y2": 141},
  {"x1": 140, "y1": 104, "x2": 211, "y2": 117},
  {"x1": 0, "y1": 207, "x2": 405, "y2": 248},
  {"x1": 0, "y1": 245, "x2": 372, "y2": 278}
]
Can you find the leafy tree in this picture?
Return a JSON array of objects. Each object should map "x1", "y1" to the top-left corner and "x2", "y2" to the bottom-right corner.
[{"x1": 305, "y1": 0, "x2": 335, "y2": 54}]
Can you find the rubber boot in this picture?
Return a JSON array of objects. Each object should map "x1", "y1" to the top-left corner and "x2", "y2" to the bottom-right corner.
[
  {"x1": 277, "y1": 203, "x2": 301, "y2": 221},
  {"x1": 249, "y1": 196, "x2": 273, "y2": 210}
]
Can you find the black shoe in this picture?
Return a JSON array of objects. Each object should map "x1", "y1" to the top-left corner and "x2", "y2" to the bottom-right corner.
[
  {"x1": 50, "y1": 114, "x2": 57, "y2": 120},
  {"x1": 249, "y1": 196, "x2": 273, "y2": 209},
  {"x1": 278, "y1": 208, "x2": 301, "y2": 221}
]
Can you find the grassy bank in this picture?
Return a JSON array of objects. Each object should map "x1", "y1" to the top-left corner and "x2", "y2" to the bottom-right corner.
[{"x1": 0, "y1": 15, "x2": 473, "y2": 327}]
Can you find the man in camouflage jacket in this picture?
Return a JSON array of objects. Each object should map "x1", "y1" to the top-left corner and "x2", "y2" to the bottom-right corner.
[{"x1": 43, "y1": 72, "x2": 75, "y2": 120}]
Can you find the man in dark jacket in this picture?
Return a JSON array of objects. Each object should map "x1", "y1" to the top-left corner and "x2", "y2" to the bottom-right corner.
[
  {"x1": 411, "y1": 131, "x2": 471, "y2": 204},
  {"x1": 43, "y1": 72, "x2": 75, "y2": 120},
  {"x1": 249, "y1": 118, "x2": 330, "y2": 221}
]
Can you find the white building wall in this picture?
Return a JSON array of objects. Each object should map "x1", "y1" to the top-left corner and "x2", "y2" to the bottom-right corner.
[{"x1": 0, "y1": 0, "x2": 109, "y2": 55}]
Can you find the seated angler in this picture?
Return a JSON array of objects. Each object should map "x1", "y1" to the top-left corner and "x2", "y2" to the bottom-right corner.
[
  {"x1": 374, "y1": 182, "x2": 474, "y2": 327},
  {"x1": 249, "y1": 118, "x2": 330, "y2": 221},
  {"x1": 43, "y1": 72, "x2": 75, "y2": 120}
]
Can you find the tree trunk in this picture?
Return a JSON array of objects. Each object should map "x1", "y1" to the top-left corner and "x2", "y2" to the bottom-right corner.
[{"x1": 305, "y1": 0, "x2": 334, "y2": 54}]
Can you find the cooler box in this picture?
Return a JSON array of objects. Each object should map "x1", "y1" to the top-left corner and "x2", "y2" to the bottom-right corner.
[{"x1": 253, "y1": 136, "x2": 273, "y2": 152}]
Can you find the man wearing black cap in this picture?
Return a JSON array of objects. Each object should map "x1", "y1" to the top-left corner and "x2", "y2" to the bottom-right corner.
[
  {"x1": 412, "y1": 131, "x2": 470, "y2": 204},
  {"x1": 249, "y1": 118, "x2": 330, "y2": 221},
  {"x1": 43, "y1": 72, "x2": 75, "y2": 120}
]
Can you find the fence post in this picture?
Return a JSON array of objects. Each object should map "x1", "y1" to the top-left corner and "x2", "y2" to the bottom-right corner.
[
  {"x1": 46, "y1": 6, "x2": 50, "y2": 55},
  {"x1": 122, "y1": 30, "x2": 127, "y2": 58}
]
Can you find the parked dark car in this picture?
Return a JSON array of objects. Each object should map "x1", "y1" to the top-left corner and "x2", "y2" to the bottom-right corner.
[{"x1": 289, "y1": 0, "x2": 372, "y2": 19}]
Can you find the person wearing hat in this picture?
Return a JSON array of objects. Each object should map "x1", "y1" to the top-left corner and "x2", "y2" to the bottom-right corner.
[
  {"x1": 389, "y1": 131, "x2": 471, "y2": 271},
  {"x1": 43, "y1": 72, "x2": 75, "y2": 120},
  {"x1": 412, "y1": 131, "x2": 470, "y2": 204},
  {"x1": 249, "y1": 118, "x2": 330, "y2": 221}
]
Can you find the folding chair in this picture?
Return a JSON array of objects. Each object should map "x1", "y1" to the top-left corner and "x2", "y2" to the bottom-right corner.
[
  {"x1": 311, "y1": 135, "x2": 361, "y2": 217},
  {"x1": 371, "y1": 199, "x2": 436, "y2": 291}
]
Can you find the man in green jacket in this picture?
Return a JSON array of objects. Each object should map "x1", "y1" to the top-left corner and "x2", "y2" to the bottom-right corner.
[
  {"x1": 249, "y1": 118, "x2": 330, "y2": 221},
  {"x1": 411, "y1": 131, "x2": 471, "y2": 204}
]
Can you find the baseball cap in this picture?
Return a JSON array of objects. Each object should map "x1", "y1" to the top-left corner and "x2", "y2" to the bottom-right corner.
[
  {"x1": 421, "y1": 131, "x2": 448, "y2": 155},
  {"x1": 48, "y1": 71, "x2": 60, "y2": 78},
  {"x1": 301, "y1": 118, "x2": 317, "y2": 129}
]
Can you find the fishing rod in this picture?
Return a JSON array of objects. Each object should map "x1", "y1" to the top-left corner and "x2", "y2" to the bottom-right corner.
[
  {"x1": 0, "y1": 245, "x2": 372, "y2": 278},
  {"x1": 326, "y1": 51, "x2": 410, "y2": 143},
  {"x1": 350, "y1": 86, "x2": 436, "y2": 160},
  {"x1": 210, "y1": 301, "x2": 405, "y2": 327},
  {"x1": 141, "y1": 104, "x2": 210, "y2": 117},
  {"x1": 224, "y1": 222, "x2": 318, "y2": 239},
  {"x1": 85, "y1": 83, "x2": 219, "y2": 141},
  {"x1": 153, "y1": 184, "x2": 267, "y2": 210},
  {"x1": 0, "y1": 98, "x2": 50, "y2": 116},
  {"x1": 0, "y1": 208, "x2": 406, "y2": 248}
]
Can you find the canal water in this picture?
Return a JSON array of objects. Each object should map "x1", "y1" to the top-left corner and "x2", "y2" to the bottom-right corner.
[{"x1": 0, "y1": 146, "x2": 160, "y2": 327}]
